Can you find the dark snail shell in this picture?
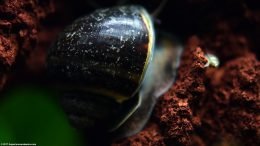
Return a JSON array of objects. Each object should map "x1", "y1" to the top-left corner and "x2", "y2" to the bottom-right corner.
[
  {"x1": 47, "y1": 5, "x2": 183, "y2": 137},
  {"x1": 47, "y1": 5, "x2": 155, "y2": 131},
  {"x1": 48, "y1": 5, "x2": 154, "y2": 102}
]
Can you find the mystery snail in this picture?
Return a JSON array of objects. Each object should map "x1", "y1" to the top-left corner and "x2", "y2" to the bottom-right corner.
[{"x1": 47, "y1": 5, "x2": 182, "y2": 137}]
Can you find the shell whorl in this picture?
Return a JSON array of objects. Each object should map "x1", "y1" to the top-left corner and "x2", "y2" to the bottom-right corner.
[{"x1": 47, "y1": 5, "x2": 155, "y2": 102}]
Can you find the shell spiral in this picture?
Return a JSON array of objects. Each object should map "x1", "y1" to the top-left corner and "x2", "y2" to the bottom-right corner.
[{"x1": 47, "y1": 6, "x2": 155, "y2": 102}]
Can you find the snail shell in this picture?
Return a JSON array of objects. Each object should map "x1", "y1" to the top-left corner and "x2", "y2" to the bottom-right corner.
[
  {"x1": 47, "y1": 5, "x2": 183, "y2": 137},
  {"x1": 48, "y1": 5, "x2": 154, "y2": 103},
  {"x1": 47, "y1": 5, "x2": 155, "y2": 131}
]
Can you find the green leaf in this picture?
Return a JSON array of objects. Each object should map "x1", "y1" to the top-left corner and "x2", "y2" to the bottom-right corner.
[{"x1": 0, "y1": 86, "x2": 83, "y2": 146}]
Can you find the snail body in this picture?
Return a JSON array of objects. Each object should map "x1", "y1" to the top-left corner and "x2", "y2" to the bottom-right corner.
[
  {"x1": 47, "y1": 5, "x2": 182, "y2": 137},
  {"x1": 114, "y1": 31, "x2": 183, "y2": 137}
]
